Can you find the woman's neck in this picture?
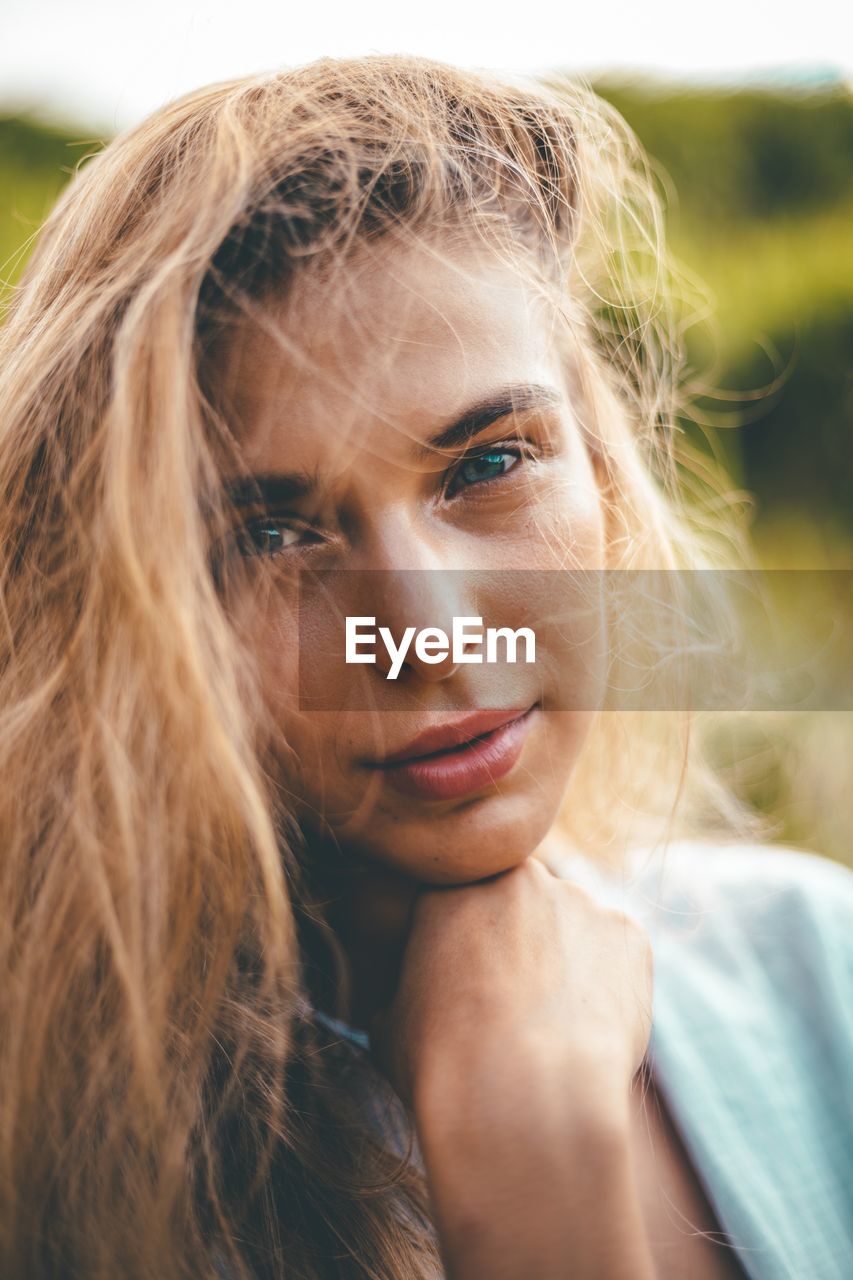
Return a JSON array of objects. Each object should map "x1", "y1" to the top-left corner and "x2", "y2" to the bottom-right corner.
[
  {"x1": 304, "y1": 840, "x2": 420, "y2": 1032},
  {"x1": 305, "y1": 825, "x2": 577, "y2": 1032},
  {"x1": 329, "y1": 868, "x2": 420, "y2": 1030}
]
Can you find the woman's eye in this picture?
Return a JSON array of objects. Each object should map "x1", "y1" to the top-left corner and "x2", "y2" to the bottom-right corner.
[
  {"x1": 446, "y1": 447, "x2": 524, "y2": 497},
  {"x1": 235, "y1": 517, "x2": 316, "y2": 558}
]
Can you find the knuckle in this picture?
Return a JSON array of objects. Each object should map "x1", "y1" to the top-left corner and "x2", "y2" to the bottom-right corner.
[
  {"x1": 557, "y1": 875, "x2": 593, "y2": 904},
  {"x1": 528, "y1": 853, "x2": 550, "y2": 873},
  {"x1": 606, "y1": 905, "x2": 636, "y2": 931},
  {"x1": 522, "y1": 855, "x2": 553, "y2": 882},
  {"x1": 608, "y1": 907, "x2": 653, "y2": 953}
]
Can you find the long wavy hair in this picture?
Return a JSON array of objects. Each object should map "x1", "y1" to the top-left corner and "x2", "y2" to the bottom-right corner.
[{"x1": 0, "y1": 54, "x2": 766, "y2": 1279}]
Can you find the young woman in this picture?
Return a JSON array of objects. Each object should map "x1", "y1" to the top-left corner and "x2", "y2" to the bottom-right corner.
[{"x1": 0, "y1": 54, "x2": 850, "y2": 1280}]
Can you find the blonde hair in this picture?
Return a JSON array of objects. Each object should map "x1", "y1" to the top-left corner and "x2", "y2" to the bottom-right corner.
[{"x1": 0, "y1": 53, "x2": 764, "y2": 1278}]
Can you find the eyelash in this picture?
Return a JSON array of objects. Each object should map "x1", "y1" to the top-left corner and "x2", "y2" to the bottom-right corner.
[
  {"x1": 444, "y1": 439, "x2": 530, "y2": 498},
  {"x1": 234, "y1": 438, "x2": 535, "y2": 559}
]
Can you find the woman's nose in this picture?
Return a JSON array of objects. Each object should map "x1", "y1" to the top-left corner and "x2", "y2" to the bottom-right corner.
[
  {"x1": 368, "y1": 571, "x2": 481, "y2": 681},
  {"x1": 355, "y1": 519, "x2": 478, "y2": 681}
]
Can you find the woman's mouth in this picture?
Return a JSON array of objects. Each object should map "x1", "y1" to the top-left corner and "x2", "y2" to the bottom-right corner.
[{"x1": 367, "y1": 703, "x2": 539, "y2": 801}]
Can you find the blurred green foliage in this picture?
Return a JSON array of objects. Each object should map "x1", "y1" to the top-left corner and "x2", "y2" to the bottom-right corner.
[
  {"x1": 1, "y1": 89, "x2": 851, "y2": 863},
  {"x1": 0, "y1": 115, "x2": 97, "y2": 283},
  {"x1": 591, "y1": 82, "x2": 853, "y2": 557},
  {"x1": 598, "y1": 84, "x2": 853, "y2": 223},
  {"x1": 593, "y1": 84, "x2": 853, "y2": 866}
]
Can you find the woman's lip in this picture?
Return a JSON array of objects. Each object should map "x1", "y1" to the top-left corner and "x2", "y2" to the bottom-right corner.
[
  {"x1": 371, "y1": 706, "x2": 535, "y2": 766},
  {"x1": 371, "y1": 705, "x2": 538, "y2": 802}
]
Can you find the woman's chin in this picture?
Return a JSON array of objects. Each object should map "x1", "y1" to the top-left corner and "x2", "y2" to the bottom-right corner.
[
  {"x1": 411, "y1": 849, "x2": 533, "y2": 886},
  {"x1": 367, "y1": 821, "x2": 549, "y2": 886},
  {"x1": 319, "y1": 775, "x2": 567, "y2": 887}
]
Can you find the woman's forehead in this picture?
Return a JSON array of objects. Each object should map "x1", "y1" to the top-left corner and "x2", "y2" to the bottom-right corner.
[{"x1": 214, "y1": 239, "x2": 565, "y2": 471}]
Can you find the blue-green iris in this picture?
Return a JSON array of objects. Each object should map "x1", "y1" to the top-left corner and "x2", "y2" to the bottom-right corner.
[{"x1": 456, "y1": 450, "x2": 513, "y2": 486}]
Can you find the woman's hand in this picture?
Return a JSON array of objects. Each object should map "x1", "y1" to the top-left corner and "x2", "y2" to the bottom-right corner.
[
  {"x1": 369, "y1": 854, "x2": 653, "y2": 1110},
  {"x1": 369, "y1": 855, "x2": 657, "y2": 1280}
]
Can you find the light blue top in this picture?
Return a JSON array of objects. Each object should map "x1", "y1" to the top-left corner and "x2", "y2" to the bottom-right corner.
[
  {"x1": 316, "y1": 839, "x2": 853, "y2": 1279},
  {"x1": 632, "y1": 840, "x2": 853, "y2": 1280}
]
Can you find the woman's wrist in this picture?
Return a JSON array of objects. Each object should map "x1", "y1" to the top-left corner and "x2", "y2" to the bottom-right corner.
[
  {"x1": 412, "y1": 1019, "x2": 636, "y2": 1127},
  {"x1": 413, "y1": 1037, "x2": 655, "y2": 1280},
  {"x1": 413, "y1": 1029, "x2": 636, "y2": 1171}
]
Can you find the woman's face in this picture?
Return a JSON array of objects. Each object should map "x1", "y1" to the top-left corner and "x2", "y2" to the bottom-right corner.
[{"x1": 214, "y1": 237, "x2": 607, "y2": 885}]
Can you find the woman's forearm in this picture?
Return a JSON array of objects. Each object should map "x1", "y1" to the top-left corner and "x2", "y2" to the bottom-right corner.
[{"x1": 414, "y1": 1039, "x2": 658, "y2": 1280}]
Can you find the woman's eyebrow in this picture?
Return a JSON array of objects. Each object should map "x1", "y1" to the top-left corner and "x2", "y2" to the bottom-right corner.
[
  {"x1": 223, "y1": 472, "x2": 317, "y2": 509},
  {"x1": 417, "y1": 383, "x2": 563, "y2": 460},
  {"x1": 222, "y1": 384, "x2": 563, "y2": 508}
]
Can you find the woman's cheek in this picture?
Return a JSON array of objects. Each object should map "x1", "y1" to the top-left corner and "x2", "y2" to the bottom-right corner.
[
  {"x1": 547, "y1": 473, "x2": 606, "y2": 564},
  {"x1": 243, "y1": 597, "x2": 310, "y2": 770},
  {"x1": 249, "y1": 600, "x2": 356, "y2": 814}
]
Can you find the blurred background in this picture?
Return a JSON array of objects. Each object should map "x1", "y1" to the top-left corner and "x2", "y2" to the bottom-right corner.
[{"x1": 2, "y1": 1, "x2": 851, "y2": 864}]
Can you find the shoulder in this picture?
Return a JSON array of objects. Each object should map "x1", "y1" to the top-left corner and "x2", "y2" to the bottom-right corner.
[
  {"x1": 547, "y1": 837, "x2": 853, "y2": 1274},
  {"x1": 630, "y1": 840, "x2": 853, "y2": 1090},
  {"x1": 629, "y1": 842, "x2": 853, "y2": 1276},
  {"x1": 545, "y1": 832, "x2": 853, "y2": 944},
  {"x1": 629, "y1": 838, "x2": 853, "y2": 976},
  {"x1": 632, "y1": 836, "x2": 853, "y2": 908}
]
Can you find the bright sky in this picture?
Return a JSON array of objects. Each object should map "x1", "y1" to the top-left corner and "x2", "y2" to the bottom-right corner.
[{"x1": 3, "y1": 0, "x2": 851, "y2": 132}]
